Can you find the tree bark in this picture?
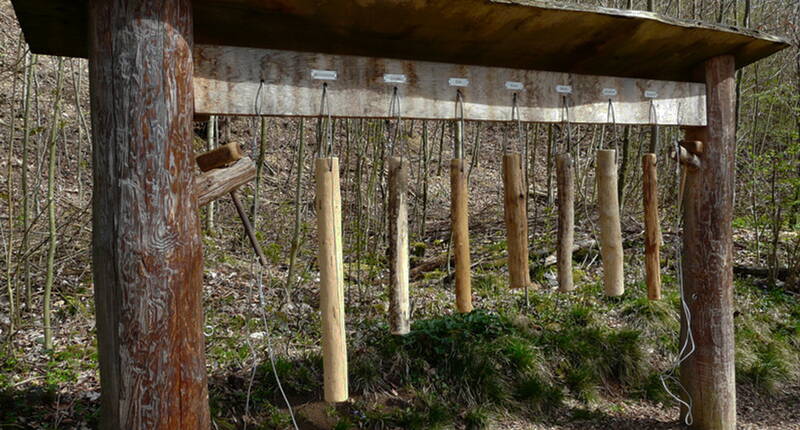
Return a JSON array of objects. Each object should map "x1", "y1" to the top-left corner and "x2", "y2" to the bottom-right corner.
[
  {"x1": 596, "y1": 149, "x2": 625, "y2": 296},
  {"x1": 502, "y1": 153, "x2": 532, "y2": 290},
  {"x1": 315, "y1": 157, "x2": 349, "y2": 403},
  {"x1": 642, "y1": 154, "x2": 662, "y2": 300},
  {"x1": 88, "y1": 1, "x2": 209, "y2": 427},
  {"x1": 451, "y1": 158, "x2": 473, "y2": 312},
  {"x1": 388, "y1": 157, "x2": 410, "y2": 334},
  {"x1": 556, "y1": 154, "x2": 575, "y2": 292},
  {"x1": 680, "y1": 55, "x2": 737, "y2": 430}
]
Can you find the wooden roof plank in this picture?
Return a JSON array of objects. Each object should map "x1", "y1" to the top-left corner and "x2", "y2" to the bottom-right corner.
[{"x1": 11, "y1": 0, "x2": 790, "y2": 82}]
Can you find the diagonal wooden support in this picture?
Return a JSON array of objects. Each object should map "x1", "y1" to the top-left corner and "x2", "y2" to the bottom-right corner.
[{"x1": 194, "y1": 144, "x2": 266, "y2": 267}]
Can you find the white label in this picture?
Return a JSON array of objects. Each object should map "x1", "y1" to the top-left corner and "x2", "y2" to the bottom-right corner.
[
  {"x1": 602, "y1": 88, "x2": 618, "y2": 97},
  {"x1": 383, "y1": 74, "x2": 407, "y2": 84},
  {"x1": 505, "y1": 81, "x2": 524, "y2": 90},
  {"x1": 449, "y1": 78, "x2": 469, "y2": 87},
  {"x1": 644, "y1": 90, "x2": 658, "y2": 98},
  {"x1": 556, "y1": 85, "x2": 573, "y2": 94},
  {"x1": 311, "y1": 69, "x2": 338, "y2": 80}
]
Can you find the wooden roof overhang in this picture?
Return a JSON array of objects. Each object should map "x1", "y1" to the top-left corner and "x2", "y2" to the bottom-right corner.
[{"x1": 12, "y1": 0, "x2": 790, "y2": 125}]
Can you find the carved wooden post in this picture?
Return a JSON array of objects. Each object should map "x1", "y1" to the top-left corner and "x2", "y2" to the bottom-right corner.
[
  {"x1": 88, "y1": 0, "x2": 210, "y2": 428},
  {"x1": 642, "y1": 154, "x2": 662, "y2": 300},
  {"x1": 451, "y1": 158, "x2": 473, "y2": 312},
  {"x1": 502, "y1": 153, "x2": 531, "y2": 290},
  {"x1": 680, "y1": 55, "x2": 737, "y2": 430},
  {"x1": 556, "y1": 154, "x2": 575, "y2": 292},
  {"x1": 315, "y1": 157, "x2": 348, "y2": 403},
  {"x1": 388, "y1": 156, "x2": 410, "y2": 335},
  {"x1": 596, "y1": 149, "x2": 624, "y2": 296}
]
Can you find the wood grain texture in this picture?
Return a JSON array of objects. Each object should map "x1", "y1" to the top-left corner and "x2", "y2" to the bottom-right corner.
[
  {"x1": 387, "y1": 157, "x2": 410, "y2": 335},
  {"x1": 596, "y1": 150, "x2": 625, "y2": 297},
  {"x1": 14, "y1": 0, "x2": 789, "y2": 82},
  {"x1": 314, "y1": 158, "x2": 348, "y2": 403},
  {"x1": 642, "y1": 154, "x2": 661, "y2": 301},
  {"x1": 195, "y1": 142, "x2": 243, "y2": 172},
  {"x1": 502, "y1": 153, "x2": 531, "y2": 290},
  {"x1": 556, "y1": 154, "x2": 575, "y2": 293},
  {"x1": 679, "y1": 56, "x2": 737, "y2": 430},
  {"x1": 88, "y1": 0, "x2": 210, "y2": 428},
  {"x1": 450, "y1": 159, "x2": 472, "y2": 313},
  {"x1": 193, "y1": 45, "x2": 707, "y2": 125},
  {"x1": 194, "y1": 157, "x2": 257, "y2": 207}
]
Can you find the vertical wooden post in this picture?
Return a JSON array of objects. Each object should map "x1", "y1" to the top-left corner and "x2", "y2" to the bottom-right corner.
[
  {"x1": 88, "y1": 1, "x2": 209, "y2": 428},
  {"x1": 642, "y1": 154, "x2": 662, "y2": 300},
  {"x1": 388, "y1": 156, "x2": 410, "y2": 335},
  {"x1": 451, "y1": 158, "x2": 473, "y2": 312},
  {"x1": 502, "y1": 153, "x2": 531, "y2": 290},
  {"x1": 315, "y1": 157, "x2": 349, "y2": 403},
  {"x1": 596, "y1": 149, "x2": 625, "y2": 296},
  {"x1": 556, "y1": 154, "x2": 575, "y2": 292},
  {"x1": 680, "y1": 55, "x2": 737, "y2": 430}
]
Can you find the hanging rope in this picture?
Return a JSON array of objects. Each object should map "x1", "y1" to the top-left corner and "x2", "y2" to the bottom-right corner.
[
  {"x1": 604, "y1": 98, "x2": 620, "y2": 164},
  {"x1": 316, "y1": 83, "x2": 334, "y2": 160},
  {"x1": 659, "y1": 101, "x2": 695, "y2": 427},
  {"x1": 504, "y1": 92, "x2": 525, "y2": 155},
  {"x1": 387, "y1": 86, "x2": 404, "y2": 158},
  {"x1": 561, "y1": 94, "x2": 573, "y2": 152},
  {"x1": 241, "y1": 80, "x2": 300, "y2": 430},
  {"x1": 454, "y1": 89, "x2": 465, "y2": 159}
]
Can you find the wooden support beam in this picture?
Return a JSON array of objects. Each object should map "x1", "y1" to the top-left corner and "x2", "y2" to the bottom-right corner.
[
  {"x1": 193, "y1": 45, "x2": 708, "y2": 126},
  {"x1": 596, "y1": 149, "x2": 625, "y2": 297},
  {"x1": 642, "y1": 154, "x2": 662, "y2": 300},
  {"x1": 194, "y1": 157, "x2": 257, "y2": 207},
  {"x1": 502, "y1": 153, "x2": 532, "y2": 290},
  {"x1": 451, "y1": 159, "x2": 473, "y2": 313},
  {"x1": 680, "y1": 55, "x2": 737, "y2": 430},
  {"x1": 387, "y1": 156, "x2": 410, "y2": 335},
  {"x1": 315, "y1": 157, "x2": 348, "y2": 403},
  {"x1": 88, "y1": 0, "x2": 210, "y2": 428},
  {"x1": 196, "y1": 142, "x2": 243, "y2": 172},
  {"x1": 556, "y1": 154, "x2": 575, "y2": 292}
]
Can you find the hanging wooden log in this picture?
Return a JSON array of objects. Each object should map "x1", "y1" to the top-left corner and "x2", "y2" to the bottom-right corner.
[
  {"x1": 642, "y1": 153, "x2": 662, "y2": 300},
  {"x1": 194, "y1": 157, "x2": 257, "y2": 207},
  {"x1": 596, "y1": 149, "x2": 625, "y2": 296},
  {"x1": 556, "y1": 153, "x2": 575, "y2": 292},
  {"x1": 671, "y1": 146, "x2": 702, "y2": 169},
  {"x1": 387, "y1": 156, "x2": 410, "y2": 335},
  {"x1": 88, "y1": 0, "x2": 210, "y2": 427},
  {"x1": 680, "y1": 56, "x2": 737, "y2": 430},
  {"x1": 314, "y1": 157, "x2": 348, "y2": 403},
  {"x1": 450, "y1": 158, "x2": 473, "y2": 313},
  {"x1": 502, "y1": 153, "x2": 532, "y2": 290}
]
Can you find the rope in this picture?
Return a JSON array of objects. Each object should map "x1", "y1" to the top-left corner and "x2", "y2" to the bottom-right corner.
[
  {"x1": 387, "y1": 86, "x2": 404, "y2": 158},
  {"x1": 561, "y1": 95, "x2": 573, "y2": 152},
  {"x1": 241, "y1": 81, "x2": 300, "y2": 430},
  {"x1": 658, "y1": 102, "x2": 695, "y2": 427},
  {"x1": 317, "y1": 83, "x2": 334, "y2": 159},
  {"x1": 454, "y1": 90, "x2": 465, "y2": 159}
]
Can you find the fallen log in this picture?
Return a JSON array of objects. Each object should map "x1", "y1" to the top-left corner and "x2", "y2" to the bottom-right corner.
[{"x1": 733, "y1": 265, "x2": 791, "y2": 281}]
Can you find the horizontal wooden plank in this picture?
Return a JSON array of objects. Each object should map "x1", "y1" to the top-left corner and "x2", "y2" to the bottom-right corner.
[
  {"x1": 194, "y1": 45, "x2": 707, "y2": 126},
  {"x1": 12, "y1": 0, "x2": 789, "y2": 82}
]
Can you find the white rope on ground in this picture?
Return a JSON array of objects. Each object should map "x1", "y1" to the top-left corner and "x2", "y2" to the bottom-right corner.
[{"x1": 658, "y1": 102, "x2": 695, "y2": 427}]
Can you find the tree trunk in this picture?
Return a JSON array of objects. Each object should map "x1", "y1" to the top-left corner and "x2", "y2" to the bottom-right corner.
[
  {"x1": 315, "y1": 157, "x2": 349, "y2": 403},
  {"x1": 451, "y1": 158, "x2": 472, "y2": 312},
  {"x1": 556, "y1": 154, "x2": 575, "y2": 292},
  {"x1": 44, "y1": 57, "x2": 65, "y2": 350},
  {"x1": 680, "y1": 55, "x2": 737, "y2": 430},
  {"x1": 596, "y1": 149, "x2": 625, "y2": 296},
  {"x1": 88, "y1": 1, "x2": 209, "y2": 427},
  {"x1": 388, "y1": 157, "x2": 410, "y2": 334},
  {"x1": 502, "y1": 153, "x2": 532, "y2": 290},
  {"x1": 642, "y1": 154, "x2": 662, "y2": 300}
]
